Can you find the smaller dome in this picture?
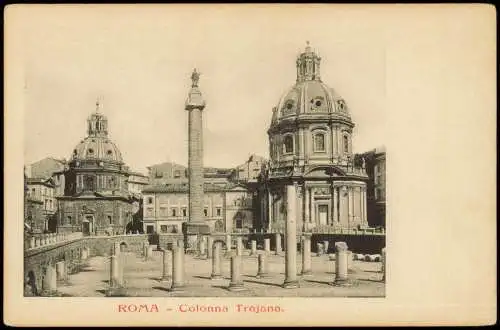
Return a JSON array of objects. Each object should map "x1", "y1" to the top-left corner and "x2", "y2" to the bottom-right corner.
[{"x1": 72, "y1": 136, "x2": 123, "y2": 163}]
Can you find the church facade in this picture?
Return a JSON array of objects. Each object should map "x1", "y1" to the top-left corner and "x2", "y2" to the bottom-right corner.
[
  {"x1": 258, "y1": 43, "x2": 370, "y2": 233},
  {"x1": 55, "y1": 102, "x2": 135, "y2": 236}
]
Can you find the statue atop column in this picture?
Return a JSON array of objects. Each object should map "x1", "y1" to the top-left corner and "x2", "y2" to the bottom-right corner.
[{"x1": 191, "y1": 68, "x2": 200, "y2": 88}]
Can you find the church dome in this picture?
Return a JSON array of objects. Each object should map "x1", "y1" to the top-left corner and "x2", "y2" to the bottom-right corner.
[
  {"x1": 70, "y1": 100, "x2": 124, "y2": 164},
  {"x1": 270, "y1": 42, "x2": 352, "y2": 127},
  {"x1": 72, "y1": 136, "x2": 123, "y2": 163}
]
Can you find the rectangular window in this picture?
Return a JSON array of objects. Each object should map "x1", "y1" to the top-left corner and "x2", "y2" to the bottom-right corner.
[
  {"x1": 204, "y1": 208, "x2": 208, "y2": 217},
  {"x1": 67, "y1": 216, "x2": 72, "y2": 225},
  {"x1": 216, "y1": 208, "x2": 222, "y2": 216},
  {"x1": 182, "y1": 208, "x2": 187, "y2": 217},
  {"x1": 107, "y1": 215, "x2": 112, "y2": 225},
  {"x1": 160, "y1": 207, "x2": 167, "y2": 216},
  {"x1": 160, "y1": 225, "x2": 168, "y2": 233},
  {"x1": 147, "y1": 197, "x2": 153, "y2": 204},
  {"x1": 171, "y1": 208, "x2": 177, "y2": 217}
]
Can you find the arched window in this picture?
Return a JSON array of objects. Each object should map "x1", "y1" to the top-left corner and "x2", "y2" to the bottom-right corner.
[
  {"x1": 313, "y1": 133, "x2": 326, "y2": 152},
  {"x1": 283, "y1": 135, "x2": 294, "y2": 154},
  {"x1": 343, "y1": 135, "x2": 349, "y2": 153}
]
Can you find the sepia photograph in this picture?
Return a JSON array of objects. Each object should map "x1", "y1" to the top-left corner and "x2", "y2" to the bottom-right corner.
[{"x1": 4, "y1": 3, "x2": 496, "y2": 327}]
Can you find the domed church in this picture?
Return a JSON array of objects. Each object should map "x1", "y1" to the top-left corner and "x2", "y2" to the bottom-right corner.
[
  {"x1": 55, "y1": 101, "x2": 134, "y2": 236},
  {"x1": 259, "y1": 42, "x2": 370, "y2": 232}
]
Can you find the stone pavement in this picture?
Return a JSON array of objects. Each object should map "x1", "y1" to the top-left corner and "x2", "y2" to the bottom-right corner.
[{"x1": 56, "y1": 250, "x2": 385, "y2": 297}]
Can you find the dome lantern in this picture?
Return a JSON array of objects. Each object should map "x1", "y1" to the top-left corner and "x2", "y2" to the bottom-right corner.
[
  {"x1": 87, "y1": 99, "x2": 109, "y2": 137},
  {"x1": 296, "y1": 41, "x2": 322, "y2": 83}
]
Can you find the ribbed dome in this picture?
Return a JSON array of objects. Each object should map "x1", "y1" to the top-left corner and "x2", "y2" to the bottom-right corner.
[
  {"x1": 71, "y1": 136, "x2": 123, "y2": 163},
  {"x1": 270, "y1": 43, "x2": 351, "y2": 127},
  {"x1": 272, "y1": 80, "x2": 350, "y2": 124}
]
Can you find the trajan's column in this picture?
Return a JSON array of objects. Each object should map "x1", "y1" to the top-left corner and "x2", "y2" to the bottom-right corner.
[{"x1": 184, "y1": 69, "x2": 210, "y2": 249}]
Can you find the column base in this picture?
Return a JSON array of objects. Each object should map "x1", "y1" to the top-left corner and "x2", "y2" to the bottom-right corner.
[
  {"x1": 282, "y1": 280, "x2": 300, "y2": 289},
  {"x1": 228, "y1": 283, "x2": 247, "y2": 292},
  {"x1": 106, "y1": 287, "x2": 127, "y2": 297},
  {"x1": 331, "y1": 278, "x2": 352, "y2": 287},
  {"x1": 169, "y1": 284, "x2": 185, "y2": 292},
  {"x1": 300, "y1": 270, "x2": 312, "y2": 276},
  {"x1": 160, "y1": 275, "x2": 172, "y2": 282},
  {"x1": 256, "y1": 272, "x2": 269, "y2": 279},
  {"x1": 40, "y1": 290, "x2": 60, "y2": 297},
  {"x1": 211, "y1": 274, "x2": 223, "y2": 280}
]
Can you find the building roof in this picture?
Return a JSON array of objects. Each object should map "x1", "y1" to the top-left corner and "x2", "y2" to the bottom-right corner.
[
  {"x1": 142, "y1": 182, "x2": 247, "y2": 193},
  {"x1": 26, "y1": 177, "x2": 55, "y2": 187},
  {"x1": 127, "y1": 170, "x2": 148, "y2": 178}
]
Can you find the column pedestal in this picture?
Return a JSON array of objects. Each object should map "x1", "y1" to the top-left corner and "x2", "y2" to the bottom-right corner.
[
  {"x1": 211, "y1": 242, "x2": 223, "y2": 280},
  {"x1": 264, "y1": 238, "x2": 271, "y2": 255},
  {"x1": 41, "y1": 264, "x2": 58, "y2": 296},
  {"x1": 301, "y1": 234, "x2": 312, "y2": 276},
  {"x1": 228, "y1": 255, "x2": 246, "y2": 292},
  {"x1": 56, "y1": 261, "x2": 67, "y2": 283},
  {"x1": 283, "y1": 184, "x2": 299, "y2": 289},
  {"x1": 106, "y1": 255, "x2": 126, "y2": 296},
  {"x1": 207, "y1": 236, "x2": 214, "y2": 259},
  {"x1": 331, "y1": 242, "x2": 350, "y2": 286},
  {"x1": 236, "y1": 236, "x2": 243, "y2": 256},
  {"x1": 256, "y1": 252, "x2": 269, "y2": 278},
  {"x1": 161, "y1": 249, "x2": 171, "y2": 281},
  {"x1": 170, "y1": 246, "x2": 185, "y2": 292},
  {"x1": 250, "y1": 240, "x2": 257, "y2": 256},
  {"x1": 275, "y1": 233, "x2": 282, "y2": 255}
]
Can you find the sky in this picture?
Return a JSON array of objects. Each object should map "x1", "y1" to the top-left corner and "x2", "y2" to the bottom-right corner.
[{"x1": 22, "y1": 5, "x2": 386, "y2": 174}]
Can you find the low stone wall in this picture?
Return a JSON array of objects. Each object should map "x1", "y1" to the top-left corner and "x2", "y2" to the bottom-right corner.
[{"x1": 311, "y1": 234, "x2": 385, "y2": 254}]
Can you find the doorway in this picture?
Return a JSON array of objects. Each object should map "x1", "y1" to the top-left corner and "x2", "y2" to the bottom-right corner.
[
  {"x1": 318, "y1": 205, "x2": 328, "y2": 226},
  {"x1": 82, "y1": 215, "x2": 94, "y2": 236}
]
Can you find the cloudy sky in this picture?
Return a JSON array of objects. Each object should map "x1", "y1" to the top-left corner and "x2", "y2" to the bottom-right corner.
[{"x1": 22, "y1": 5, "x2": 386, "y2": 174}]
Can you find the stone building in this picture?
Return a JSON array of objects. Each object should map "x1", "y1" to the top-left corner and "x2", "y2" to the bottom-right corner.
[
  {"x1": 126, "y1": 171, "x2": 149, "y2": 198},
  {"x1": 360, "y1": 146, "x2": 386, "y2": 228},
  {"x1": 24, "y1": 170, "x2": 45, "y2": 234},
  {"x1": 55, "y1": 101, "x2": 134, "y2": 235},
  {"x1": 258, "y1": 42, "x2": 370, "y2": 232},
  {"x1": 26, "y1": 177, "x2": 57, "y2": 232},
  {"x1": 233, "y1": 154, "x2": 267, "y2": 183},
  {"x1": 141, "y1": 182, "x2": 254, "y2": 234},
  {"x1": 25, "y1": 157, "x2": 67, "y2": 197}
]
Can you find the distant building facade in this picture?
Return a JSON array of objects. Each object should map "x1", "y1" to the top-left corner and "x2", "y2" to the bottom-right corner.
[
  {"x1": 141, "y1": 182, "x2": 254, "y2": 234},
  {"x1": 360, "y1": 146, "x2": 386, "y2": 228},
  {"x1": 234, "y1": 154, "x2": 267, "y2": 183},
  {"x1": 25, "y1": 157, "x2": 67, "y2": 197},
  {"x1": 127, "y1": 171, "x2": 149, "y2": 198},
  {"x1": 55, "y1": 102, "x2": 134, "y2": 236},
  {"x1": 25, "y1": 177, "x2": 57, "y2": 232}
]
